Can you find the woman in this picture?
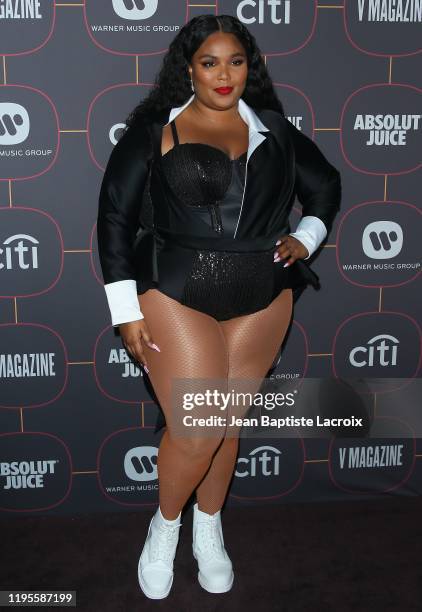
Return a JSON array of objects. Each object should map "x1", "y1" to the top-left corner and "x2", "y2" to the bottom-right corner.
[{"x1": 97, "y1": 14, "x2": 341, "y2": 600}]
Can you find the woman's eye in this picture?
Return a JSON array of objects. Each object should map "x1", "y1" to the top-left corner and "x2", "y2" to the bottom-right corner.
[{"x1": 202, "y1": 59, "x2": 244, "y2": 68}]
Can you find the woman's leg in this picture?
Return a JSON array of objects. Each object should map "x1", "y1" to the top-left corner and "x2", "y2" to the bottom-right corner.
[
  {"x1": 195, "y1": 288, "x2": 293, "y2": 514},
  {"x1": 138, "y1": 289, "x2": 230, "y2": 520}
]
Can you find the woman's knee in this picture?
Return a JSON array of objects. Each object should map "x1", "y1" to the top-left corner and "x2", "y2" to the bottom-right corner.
[{"x1": 166, "y1": 429, "x2": 226, "y2": 462}]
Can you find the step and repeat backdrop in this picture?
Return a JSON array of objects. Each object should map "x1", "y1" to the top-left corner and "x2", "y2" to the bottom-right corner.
[{"x1": 0, "y1": 1, "x2": 421, "y2": 516}]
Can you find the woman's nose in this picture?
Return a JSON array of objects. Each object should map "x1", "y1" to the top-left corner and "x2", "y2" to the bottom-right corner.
[{"x1": 217, "y1": 65, "x2": 230, "y2": 80}]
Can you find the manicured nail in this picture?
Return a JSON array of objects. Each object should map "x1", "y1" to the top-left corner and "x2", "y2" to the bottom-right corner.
[
  {"x1": 283, "y1": 262, "x2": 290, "y2": 268},
  {"x1": 276, "y1": 240, "x2": 281, "y2": 246},
  {"x1": 274, "y1": 256, "x2": 280, "y2": 263},
  {"x1": 144, "y1": 365, "x2": 150, "y2": 373},
  {"x1": 150, "y1": 343, "x2": 161, "y2": 352}
]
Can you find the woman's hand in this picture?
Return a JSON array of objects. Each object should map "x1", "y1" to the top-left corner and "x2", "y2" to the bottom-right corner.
[
  {"x1": 119, "y1": 319, "x2": 160, "y2": 373},
  {"x1": 274, "y1": 235, "x2": 309, "y2": 267}
]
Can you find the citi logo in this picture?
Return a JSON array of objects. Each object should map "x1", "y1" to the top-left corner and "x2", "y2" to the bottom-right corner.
[
  {"x1": 112, "y1": 0, "x2": 158, "y2": 20},
  {"x1": 349, "y1": 334, "x2": 399, "y2": 368},
  {"x1": 0, "y1": 103, "x2": 30, "y2": 145},
  {"x1": 236, "y1": 445, "x2": 281, "y2": 477},
  {"x1": 362, "y1": 221, "x2": 403, "y2": 259},
  {"x1": 0, "y1": 234, "x2": 39, "y2": 270},
  {"x1": 124, "y1": 446, "x2": 158, "y2": 481},
  {"x1": 237, "y1": 0, "x2": 291, "y2": 25}
]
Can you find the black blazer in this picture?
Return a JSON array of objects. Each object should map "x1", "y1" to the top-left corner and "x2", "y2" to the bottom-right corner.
[{"x1": 97, "y1": 104, "x2": 342, "y2": 317}]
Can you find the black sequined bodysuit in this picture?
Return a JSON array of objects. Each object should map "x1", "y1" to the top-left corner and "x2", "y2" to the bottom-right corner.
[{"x1": 136, "y1": 119, "x2": 291, "y2": 320}]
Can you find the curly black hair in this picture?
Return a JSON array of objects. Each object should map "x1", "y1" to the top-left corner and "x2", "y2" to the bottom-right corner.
[{"x1": 124, "y1": 13, "x2": 285, "y2": 129}]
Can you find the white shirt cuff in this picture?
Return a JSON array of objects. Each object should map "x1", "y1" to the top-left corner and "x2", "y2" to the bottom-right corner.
[
  {"x1": 103, "y1": 279, "x2": 144, "y2": 327},
  {"x1": 289, "y1": 215, "x2": 327, "y2": 260}
]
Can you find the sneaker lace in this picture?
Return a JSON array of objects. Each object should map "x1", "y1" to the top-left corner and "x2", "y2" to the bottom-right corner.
[
  {"x1": 151, "y1": 522, "x2": 182, "y2": 563},
  {"x1": 198, "y1": 517, "x2": 223, "y2": 558}
]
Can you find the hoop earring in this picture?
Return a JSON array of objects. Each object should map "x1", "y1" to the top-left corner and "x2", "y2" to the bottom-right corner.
[{"x1": 190, "y1": 78, "x2": 195, "y2": 92}]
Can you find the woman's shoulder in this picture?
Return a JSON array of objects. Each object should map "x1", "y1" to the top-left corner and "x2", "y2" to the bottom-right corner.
[
  {"x1": 112, "y1": 115, "x2": 155, "y2": 157},
  {"x1": 119, "y1": 108, "x2": 170, "y2": 147},
  {"x1": 126, "y1": 108, "x2": 169, "y2": 131},
  {"x1": 256, "y1": 106, "x2": 285, "y2": 120},
  {"x1": 252, "y1": 106, "x2": 296, "y2": 150},
  {"x1": 121, "y1": 115, "x2": 151, "y2": 141},
  {"x1": 253, "y1": 106, "x2": 292, "y2": 136},
  {"x1": 258, "y1": 108, "x2": 319, "y2": 152},
  {"x1": 254, "y1": 106, "x2": 287, "y2": 124},
  {"x1": 102, "y1": 116, "x2": 155, "y2": 179}
]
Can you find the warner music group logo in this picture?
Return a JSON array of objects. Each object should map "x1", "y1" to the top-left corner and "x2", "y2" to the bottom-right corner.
[
  {"x1": 0, "y1": 102, "x2": 52, "y2": 156},
  {"x1": 104, "y1": 445, "x2": 159, "y2": 496},
  {"x1": 0, "y1": 93, "x2": 57, "y2": 178},
  {"x1": 124, "y1": 446, "x2": 157, "y2": 482},
  {"x1": 343, "y1": 218, "x2": 415, "y2": 269},
  {"x1": 338, "y1": 203, "x2": 421, "y2": 286},
  {"x1": 112, "y1": 0, "x2": 158, "y2": 20},
  {"x1": 88, "y1": 0, "x2": 180, "y2": 35},
  {"x1": 361, "y1": 221, "x2": 403, "y2": 259},
  {"x1": 0, "y1": 103, "x2": 30, "y2": 145},
  {"x1": 0, "y1": 102, "x2": 53, "y2": 165}
]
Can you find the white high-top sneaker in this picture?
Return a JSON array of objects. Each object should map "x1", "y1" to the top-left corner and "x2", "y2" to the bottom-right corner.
[
  {"x1": 137, "y1": 506, "x2": 182, "y2": 599},
  {"x1": 192, "y1": 502, "x2": 234, "y2": 593}
]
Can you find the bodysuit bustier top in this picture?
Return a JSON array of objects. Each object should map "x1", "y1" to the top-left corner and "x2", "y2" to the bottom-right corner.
[
  {"x1": 157, "y1": 120, "x2": 247, "y2": 236},
  {"x1": 135, "y1": 119, "x2": 293, "y2": 322}
]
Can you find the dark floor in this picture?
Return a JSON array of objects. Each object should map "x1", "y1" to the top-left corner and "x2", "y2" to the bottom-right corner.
[{"x1": 1, "y1": 496, "x2": 421, "y2": 612}]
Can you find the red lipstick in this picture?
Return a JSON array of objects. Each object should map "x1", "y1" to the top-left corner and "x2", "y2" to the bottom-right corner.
[{"x1": 214, "y1": 87, "x2": 233, "y2": 95}]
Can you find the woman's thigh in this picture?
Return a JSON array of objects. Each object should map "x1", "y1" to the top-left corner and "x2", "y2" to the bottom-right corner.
[
  {"x1": 138, "y1": 289, "x2": 229, "y2": 443},
  {"x1": 217, "y1": 288, "x2": 293, "y2": 428}
]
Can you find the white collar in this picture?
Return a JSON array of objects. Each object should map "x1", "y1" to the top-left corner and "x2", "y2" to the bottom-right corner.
[{"x1": 164, "y1": 93, "x2": 269, "y2": 133}]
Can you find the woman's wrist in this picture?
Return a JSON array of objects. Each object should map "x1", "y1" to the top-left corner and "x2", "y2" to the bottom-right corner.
[{"x1": 288, "y1": 215, "x2": 327, "y2": 260}]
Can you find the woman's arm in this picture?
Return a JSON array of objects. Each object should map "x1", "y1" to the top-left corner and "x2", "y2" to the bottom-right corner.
[
  {"x1": 97, "y1": 121, "x2": 152, "y2": 326},
  {"x1": 285, "y1": 120, "x2": 342, "y2": 260}
]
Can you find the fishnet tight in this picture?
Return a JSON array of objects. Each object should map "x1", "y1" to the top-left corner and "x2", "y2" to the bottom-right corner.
[{"x1": 139, "y1": 287, "x2": 293, "y2": 519}]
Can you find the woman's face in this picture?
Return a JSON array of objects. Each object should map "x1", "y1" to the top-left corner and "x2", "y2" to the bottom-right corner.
[{"x1": 188, "y1": 31, "x2": 248, "y2": 109}]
